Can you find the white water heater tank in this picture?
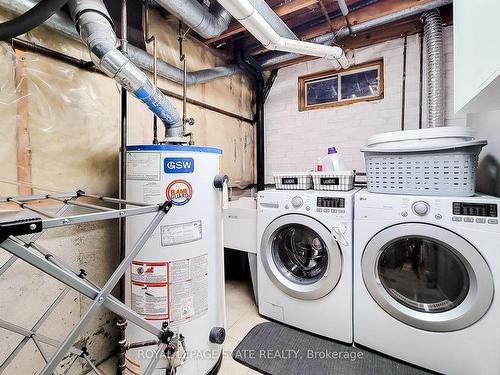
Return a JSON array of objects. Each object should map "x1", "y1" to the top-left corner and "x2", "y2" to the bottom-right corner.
[{"x1": 125, "y1": 145, "x2": 226, "y2": 375}]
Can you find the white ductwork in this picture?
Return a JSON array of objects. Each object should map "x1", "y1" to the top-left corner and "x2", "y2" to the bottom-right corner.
[
  {"x1": 68, "y1": 0, "x2": 182, "y2": 141},
  {"x1": 217, "y1": 0, "x2": 349, "y2": 69}
]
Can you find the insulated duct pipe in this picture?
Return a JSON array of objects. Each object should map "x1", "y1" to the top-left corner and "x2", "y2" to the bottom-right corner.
[
  {"x1": 153, "y1": 0, "x2": 231, "y2": 39},
  {"x1": 217, "y1": 0, "x2": 349, "y2": 69},
  {"x1": 0, "y1": 0, "x2": 243, "y2": 85},
  {"x1": 68, "y1": 0, "x2": 183, "y2": 141},
  {"x1": 258, "y1": 0, "x2": 452, "y2": 69},
  {"x1": 422, "y1": 10, "x2": 444, "y2": 128}
]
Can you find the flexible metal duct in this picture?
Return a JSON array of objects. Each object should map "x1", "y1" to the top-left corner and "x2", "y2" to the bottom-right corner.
[
  {"x1": 0, "y1": 0, "x2": 243, "y2": 85},
  {"x1": 258, "y1": 0, "x2": 452, "y2": 69},
  {"x1": 68, "y1": 0, "x2": 182, "y2": 140},
  {"x1": 218, "y1": 0, "x2": 349, "y2": 69},
  {"x1": 127, "y1": 46, "x2": 242, "y2": 85},
  {"x1": 154, "y1": 0, "x2": 231, "y2": 39},
  {"x1": 422, "y1": 10, "x2": 444, "y2": 128}
]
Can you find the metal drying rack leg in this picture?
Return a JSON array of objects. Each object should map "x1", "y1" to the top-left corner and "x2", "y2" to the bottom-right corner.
[{"x1": 0, "y1": 191, "x2": 174, "y2": 374}]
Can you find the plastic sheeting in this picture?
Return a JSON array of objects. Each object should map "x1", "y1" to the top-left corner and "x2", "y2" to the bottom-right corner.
[{"x1": 0, "y1": 5, "x2": 255, "y2": 373}]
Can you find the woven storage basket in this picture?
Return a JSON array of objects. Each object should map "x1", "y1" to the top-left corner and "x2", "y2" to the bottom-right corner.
[
  {"x1": 311, "y1": 171, "x2": 355, "y2": 191},
  {"x1": 363, "y1": 142, "x2": 486, "y2": 196},
  {"x1": 274, "y1": 172, "x2": 312, "y2": 190}
]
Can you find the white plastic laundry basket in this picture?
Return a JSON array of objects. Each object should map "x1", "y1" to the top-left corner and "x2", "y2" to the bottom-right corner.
[
  {"x1": 362, "y1": 128, "x2": 487, "y2": 196},
  {"x1": 311, "y1": 171, "x2": 355, "y2": 191},
  {"x1": 274, "y1": 172, "x2": 312, "y2": 190}
]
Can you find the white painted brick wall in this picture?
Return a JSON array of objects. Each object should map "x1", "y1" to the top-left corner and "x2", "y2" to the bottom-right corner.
[{"x1": 264, "y1": 26, "x2": 466, "y2": 184}]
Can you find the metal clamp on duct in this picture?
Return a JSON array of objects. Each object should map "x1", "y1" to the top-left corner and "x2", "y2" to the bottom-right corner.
[{"x1": 68, "y1": 0, "x2": 185, "y2": 143}]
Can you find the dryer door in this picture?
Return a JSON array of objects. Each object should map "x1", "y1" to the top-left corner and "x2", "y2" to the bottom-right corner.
[
  {"x1": 260, "y1": 214, "x2": 342, "y2": 300},
  {"x1": 362, "y1": 223, "x2": 493, "y2": 332}
]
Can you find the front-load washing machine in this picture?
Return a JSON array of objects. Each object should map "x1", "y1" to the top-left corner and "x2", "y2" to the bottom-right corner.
[
  {"x1": 257, "y1": 188, "x2": 359, "y2": 343},
  {"x1": 354, "y1": 189, "x2": 500, "y2": 374}
]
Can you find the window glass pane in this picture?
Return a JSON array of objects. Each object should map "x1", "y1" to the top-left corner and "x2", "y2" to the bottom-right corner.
[
  {"x1": 305, "y1": 76, "x2": 338, "y2": 106},
  {"x1": 340, "y1": 68, "x2": 379, "y2": 100}
]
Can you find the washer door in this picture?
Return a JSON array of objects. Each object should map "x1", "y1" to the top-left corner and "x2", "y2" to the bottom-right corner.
[
  {"x1": 260, "y1": 214, "x2": 342, "y2": 300},
  {"x1": 362, "y1": 223, "x2": 494, "y2": 332}
]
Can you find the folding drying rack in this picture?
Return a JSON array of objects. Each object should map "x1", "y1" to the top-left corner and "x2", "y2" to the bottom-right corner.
[{"x1": 0, "y1": 191, "x2": 177, "y2": 375}]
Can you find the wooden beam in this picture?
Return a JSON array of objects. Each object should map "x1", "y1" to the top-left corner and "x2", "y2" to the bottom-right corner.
[
  {"x1": 14, "y1": 49, "x2": 33, "y2": 196},
  {"x1": 205, "y1": 0, "x2": 319, "y2": 44},
  {"x1": 250, "y1": 0, "x2": 436, "y2": 56},
  {"x1": 295, "y1": 0, "x2": 435, "y2": 41}
]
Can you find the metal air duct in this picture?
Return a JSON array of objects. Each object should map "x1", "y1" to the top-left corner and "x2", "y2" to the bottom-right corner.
[
  {"x1": 0, "y1": 0, "x2": 244, "y2": 85},
  {"x1": 68, "y1": 0, "x2": 183, "y2": 141},
  {"x1": 217, "y1": 0, "x2": 349, "y2": 69},
  {"x1": 153, "y1": 0, "x2": 232, "y2": 39},
  {"x1": 422, "y1": 9, "x2": 444, "y2": 128}
]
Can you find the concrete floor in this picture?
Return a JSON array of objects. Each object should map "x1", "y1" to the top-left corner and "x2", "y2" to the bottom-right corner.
[{"x1": 97, "y1": 279, "x2": 265, "y2": 375}]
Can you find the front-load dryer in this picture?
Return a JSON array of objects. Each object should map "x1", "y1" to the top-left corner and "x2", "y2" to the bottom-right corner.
[
  {"x1": 257, "y1": 188, "x2": 359, "y2": 343},
  {"x1": 354, "y1": 189, "x2": 500, "y2": 374}
]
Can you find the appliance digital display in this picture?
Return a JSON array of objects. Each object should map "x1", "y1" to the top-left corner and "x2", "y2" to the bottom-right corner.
[
  {"x1": 453, "y1": 202, "x2": 498, "y2": 217},
  {"x1": 317, "y1": 197, "x2": 345, "y2": 208}
]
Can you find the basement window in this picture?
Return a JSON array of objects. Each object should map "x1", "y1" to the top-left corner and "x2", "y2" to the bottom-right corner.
[{"x1": 298, "y1": 59, "x2": 384, "y2": 111}]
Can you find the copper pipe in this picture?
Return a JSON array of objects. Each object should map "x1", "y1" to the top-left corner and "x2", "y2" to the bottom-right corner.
[{"x1": 143, "y1": 0, "x2": 159, "y2": 143}]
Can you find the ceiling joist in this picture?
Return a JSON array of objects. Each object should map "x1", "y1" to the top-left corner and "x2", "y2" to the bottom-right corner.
[{"x1": 204, "y1": 0, "x2": 320, "y2": 45}]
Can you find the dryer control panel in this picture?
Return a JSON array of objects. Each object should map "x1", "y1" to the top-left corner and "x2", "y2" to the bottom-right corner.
[
  {"x1": 356, "y1": 190, "x2": 500, "y2": 228},
  {"x1": 452, "y1": 202, "x2": 498, "y2": 217}
]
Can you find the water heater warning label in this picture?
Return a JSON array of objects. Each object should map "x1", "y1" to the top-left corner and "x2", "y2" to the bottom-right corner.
[
  {"x1": 160, "y1": 220, "x2": 202, "y2": 246},
  {"x1": 129, "y1": 255, "x2": 208, "y2": 325},
  {"x1": 131, "y1": 261, "x2": 168, "y2": 284},
  {"x1": 131, "y1": 282, "x2": 169, "y2": 320},
  {"x1": 169, "y1": 254, "x2": 209, "y2": 325},
  {"x1": 126, "y1": 152, "x2": 161, "y2": 181}
]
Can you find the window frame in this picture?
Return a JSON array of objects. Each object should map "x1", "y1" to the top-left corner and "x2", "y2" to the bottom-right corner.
[{"x1": 298, "y1": 59, "x2": 384, "y2": 111}]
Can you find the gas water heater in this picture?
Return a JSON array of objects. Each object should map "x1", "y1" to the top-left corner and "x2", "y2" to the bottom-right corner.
[{"x1": 125, "y1": 145, "x2": 227, "y2": 374}]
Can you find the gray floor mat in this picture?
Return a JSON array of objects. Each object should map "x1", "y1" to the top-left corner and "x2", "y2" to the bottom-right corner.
[{"x1": 233, "y1": 322, "x2": 433, "y2": 375}]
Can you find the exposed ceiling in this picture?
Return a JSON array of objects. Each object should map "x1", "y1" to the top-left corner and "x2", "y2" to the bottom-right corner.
[{"x1": 195, "y1": 0, "x2": 452, "y2": 70}]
